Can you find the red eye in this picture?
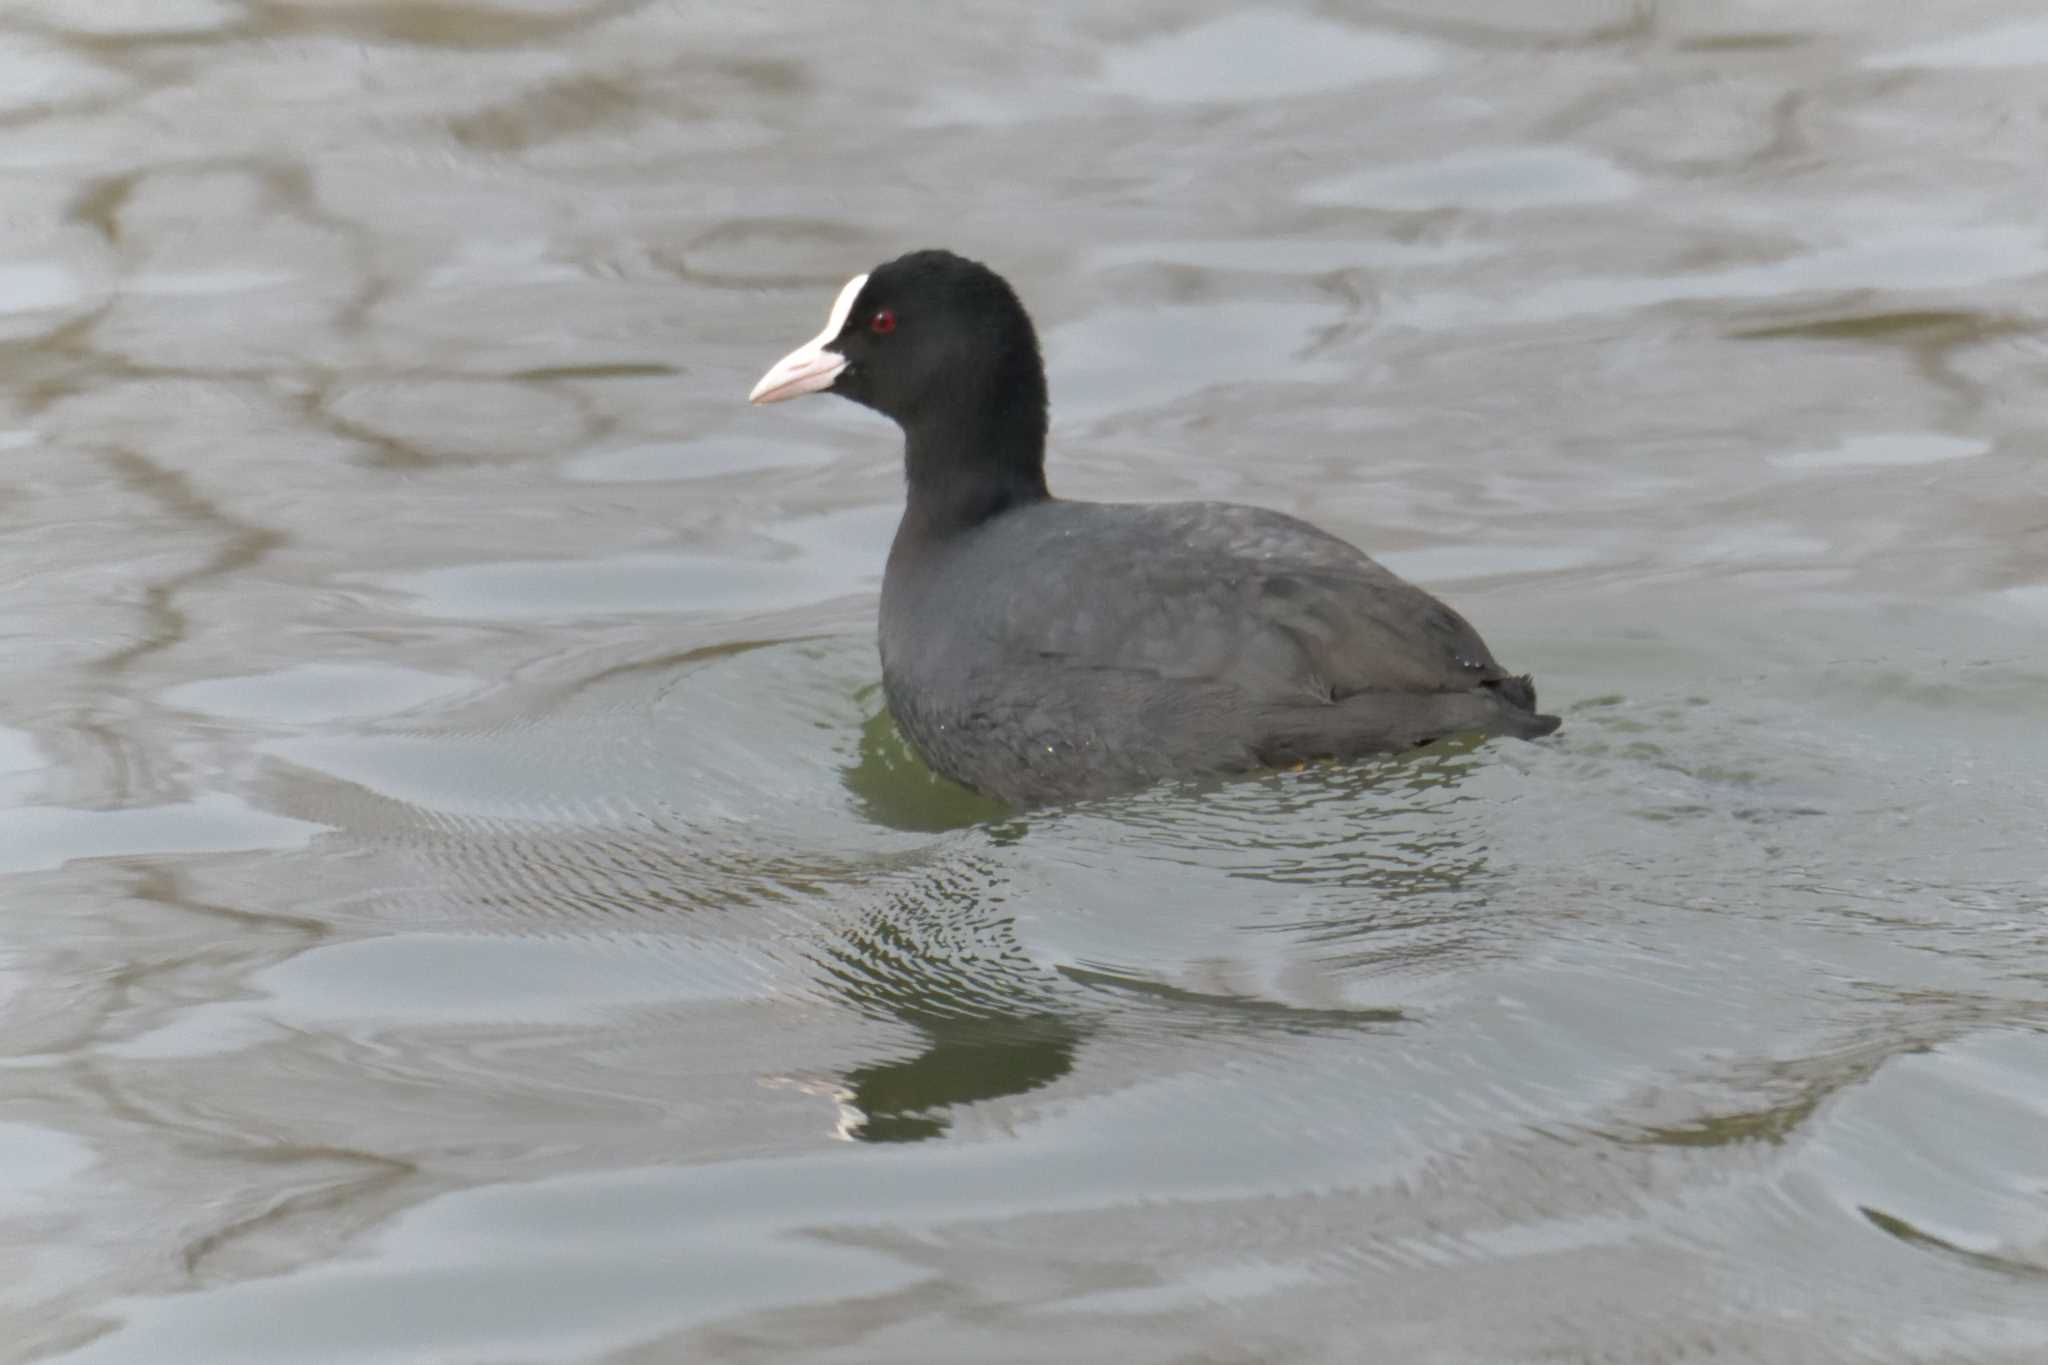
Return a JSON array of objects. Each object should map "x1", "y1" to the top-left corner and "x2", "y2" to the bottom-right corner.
[{"x1": 870, "y1": 309, "x2": 896, "y2": 334}]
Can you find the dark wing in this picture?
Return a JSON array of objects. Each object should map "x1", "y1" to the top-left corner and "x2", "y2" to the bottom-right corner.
[{"x1": 989, "y1": 502, "x2": 1509, "y2": 701}]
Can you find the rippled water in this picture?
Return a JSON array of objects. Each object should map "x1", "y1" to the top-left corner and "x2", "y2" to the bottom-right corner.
[{"x1": 4, "y1": 3, "x2": 2047, "y2": 1362}]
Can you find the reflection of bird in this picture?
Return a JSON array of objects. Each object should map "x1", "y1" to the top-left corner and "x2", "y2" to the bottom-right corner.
[
  {"x1": 808, "y1": 849, "x2": 1406, "y2": 1144},
  {"x1": 838, "y1": 1014, "x2": 1084, "y2": 1144},
  {"x1": 752, "y1": 249, "x2": 1559, "y2": 806},
  {"x1": 809, "y1": 862, "x2": 1087, "y2": 1143}
]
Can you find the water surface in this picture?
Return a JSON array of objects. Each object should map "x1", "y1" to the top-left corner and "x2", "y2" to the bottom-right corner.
[{"x1": 3, "y1": 3, "x2": 2047, "y2": 1362}]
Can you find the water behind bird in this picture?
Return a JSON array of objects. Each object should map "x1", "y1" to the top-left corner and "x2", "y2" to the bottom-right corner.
[{"x1": 3, "y1": 3, "x2": 2047, "y2": 1363}]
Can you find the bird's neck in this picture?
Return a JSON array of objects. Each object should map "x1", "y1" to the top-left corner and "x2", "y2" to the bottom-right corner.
[{"x1": 898, "y1": 374, "x2": 1051, "y2": 539}]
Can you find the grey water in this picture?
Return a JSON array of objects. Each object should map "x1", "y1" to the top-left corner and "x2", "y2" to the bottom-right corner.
[{"x1": 2, "y1": 3, "x2": 2046, "y2": 1362}]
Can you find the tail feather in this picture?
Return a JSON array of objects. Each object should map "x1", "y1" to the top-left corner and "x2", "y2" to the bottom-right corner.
[
  {"x1": 1486, "y1": 673, "x2": 1561, "y2": 738},
  {"x1": 1258, "y1": 676, "x2": 1560, "y2": 766}
]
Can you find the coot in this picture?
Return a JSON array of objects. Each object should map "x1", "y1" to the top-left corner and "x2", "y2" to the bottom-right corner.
[{"x1": 750, "y1": 249, "x2": 1559, "y2": 806}]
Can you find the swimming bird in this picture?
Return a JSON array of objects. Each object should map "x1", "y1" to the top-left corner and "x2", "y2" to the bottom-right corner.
[{"x1": 750, "y1": 249, "x2": 1559, "y2": 806}]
